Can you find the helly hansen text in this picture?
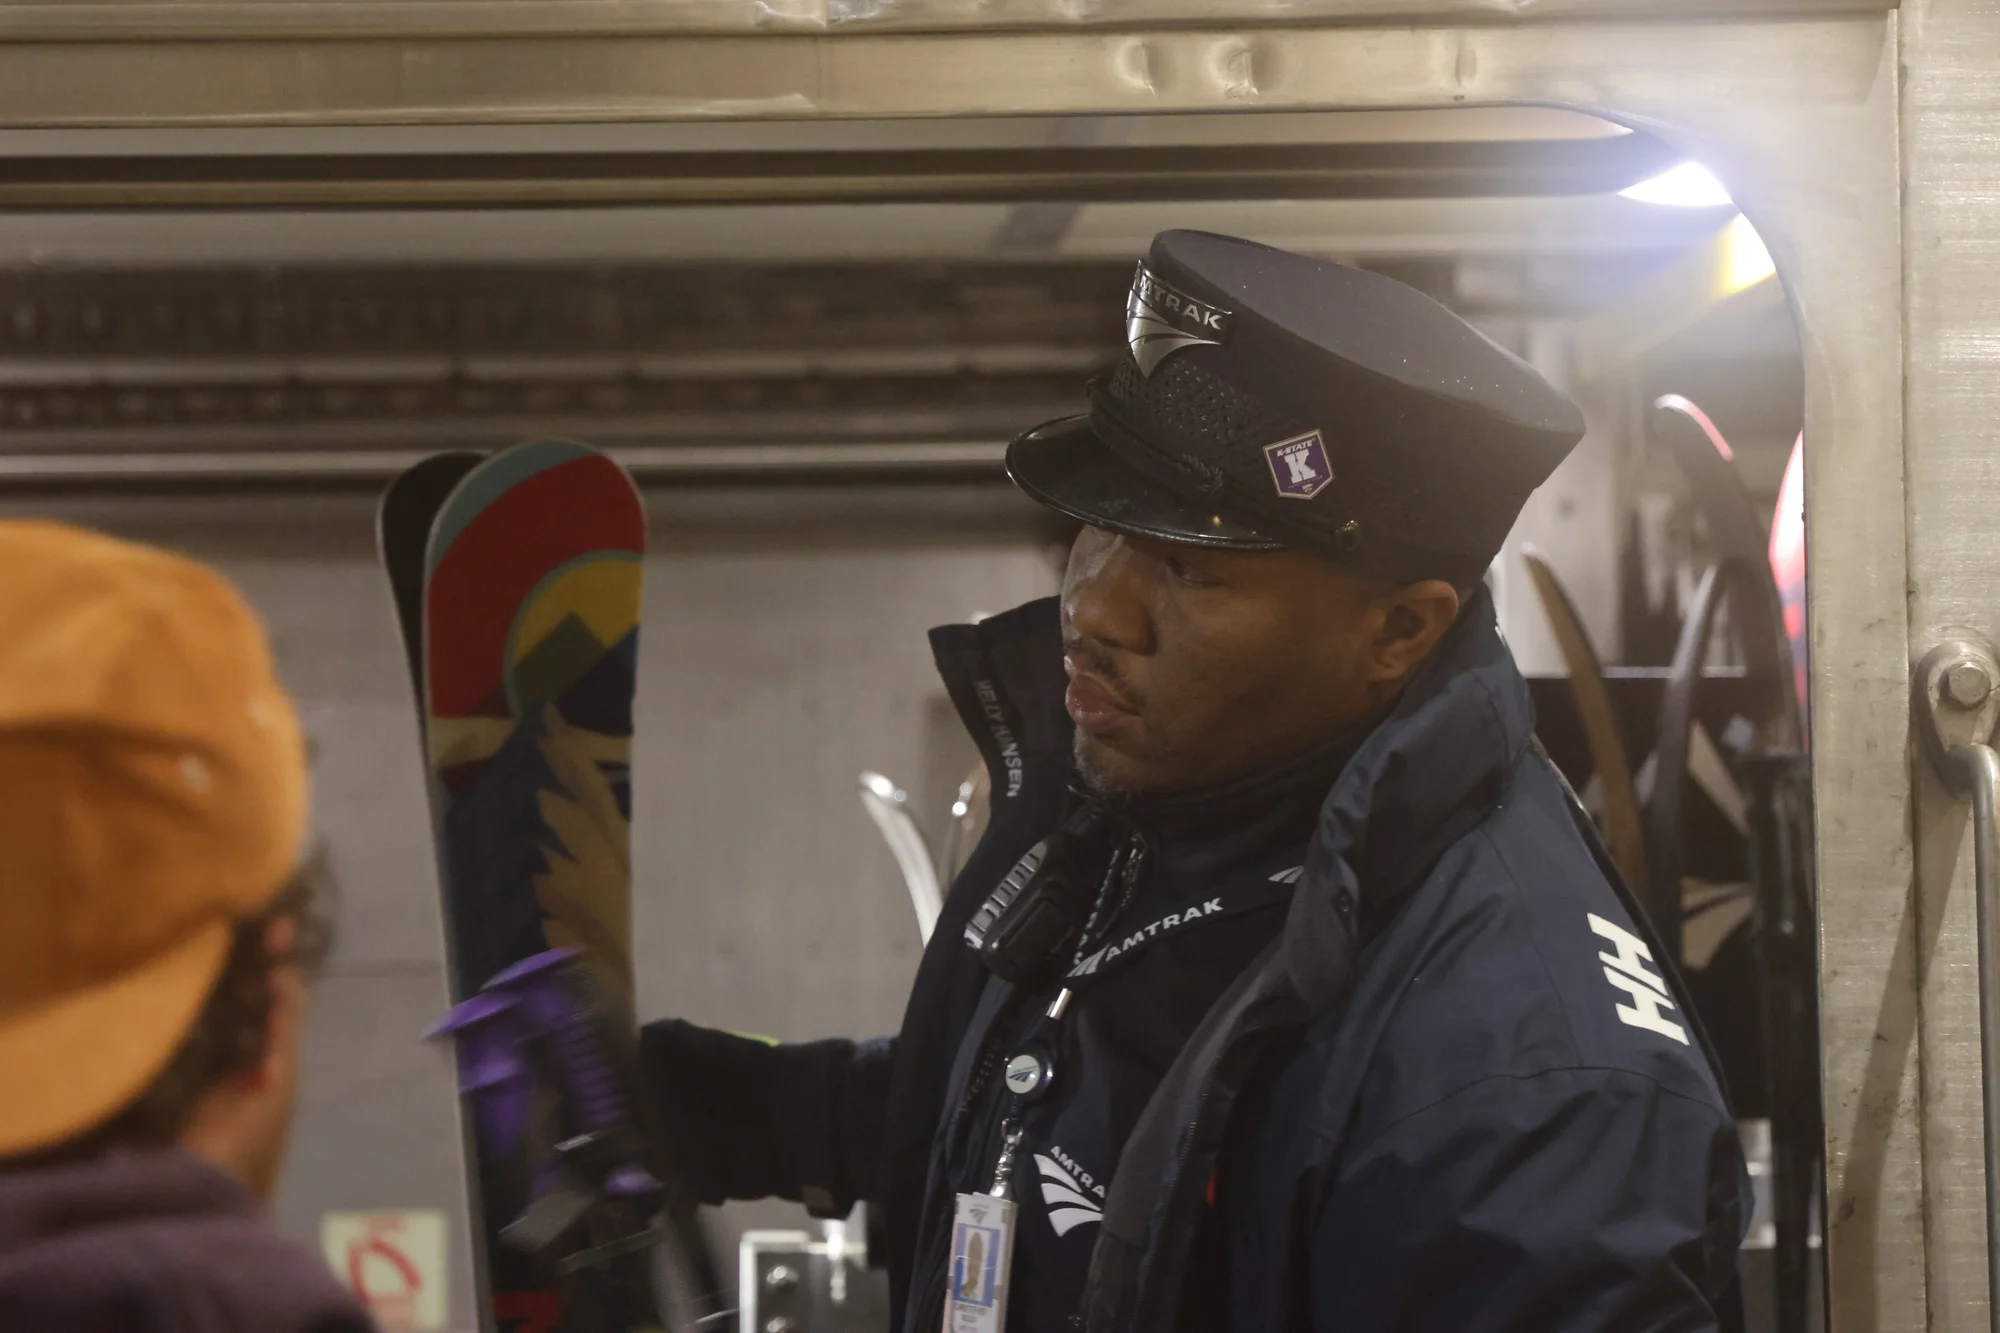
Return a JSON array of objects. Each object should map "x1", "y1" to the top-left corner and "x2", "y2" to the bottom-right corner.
[{"x1": 973, "y1": 678, "x2": 1025, "y2": 798}]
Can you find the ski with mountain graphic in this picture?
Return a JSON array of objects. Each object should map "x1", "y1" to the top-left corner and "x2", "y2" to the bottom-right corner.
[{"x1": 382, "y1": 440, "x2": 711, "y2": 1333}]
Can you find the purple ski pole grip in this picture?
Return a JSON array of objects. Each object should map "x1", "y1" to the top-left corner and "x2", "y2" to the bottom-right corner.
[
  {"x1": 487, "y1": 950, "x2": 662, "y2": 1196},
  {"x1": 430, "y1": 991, "x2": 533, "y2": 1165},
  {"x1": 488, "y1": 950, "x2": 623, "y2": 1132}
]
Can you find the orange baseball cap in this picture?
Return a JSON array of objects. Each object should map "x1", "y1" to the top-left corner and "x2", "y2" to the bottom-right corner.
[{"x1": 0, "y1": 521, "x2": 308, "y2": 1158}]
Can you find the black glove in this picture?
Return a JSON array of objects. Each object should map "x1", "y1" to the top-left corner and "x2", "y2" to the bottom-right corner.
[{"x1": 639, "y1": 1019, "x2": 891, "y2": 1218}]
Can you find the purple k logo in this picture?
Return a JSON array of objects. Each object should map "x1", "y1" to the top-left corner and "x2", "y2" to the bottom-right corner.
[{"x1": 1263, "y1": 431, "x2": 1333, "y2": 500}]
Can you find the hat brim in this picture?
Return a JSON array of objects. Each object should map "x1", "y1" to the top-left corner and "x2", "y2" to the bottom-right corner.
[
  {"x1": 0, "y1": 918, "x2": 231, "y2": 1157},
  {"x1": 1006, "y1": 415, "x2": 1282, "y2": 550}
]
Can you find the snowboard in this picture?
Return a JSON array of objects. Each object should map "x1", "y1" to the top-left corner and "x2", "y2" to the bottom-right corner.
[{"x1": 383, "y1": 440, "x2": 708, "y2": 1333}]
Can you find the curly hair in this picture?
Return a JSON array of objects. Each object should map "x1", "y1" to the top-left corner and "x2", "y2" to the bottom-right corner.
[{"x1": 15, "y1": 849, "x2": 335, "y2": 1167}]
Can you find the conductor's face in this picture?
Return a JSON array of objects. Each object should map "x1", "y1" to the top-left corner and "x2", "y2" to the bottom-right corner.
[{"x1": 1061, "y1": 526, "x2": 1462, "y2": 795}]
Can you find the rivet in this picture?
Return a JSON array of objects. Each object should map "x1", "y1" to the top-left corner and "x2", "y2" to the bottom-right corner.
[{"x1": 1335, "y1": 520, "x2": 1362, "y2": 551}]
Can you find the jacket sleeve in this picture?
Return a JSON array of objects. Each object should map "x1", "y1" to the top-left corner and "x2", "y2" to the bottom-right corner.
[
  {"x1": 1305, "y1": 1068, "x2": 1747, "y2": 1333},
  {"x1": 639, "y1": 1019, "x2": 894, "y2": 1218}
]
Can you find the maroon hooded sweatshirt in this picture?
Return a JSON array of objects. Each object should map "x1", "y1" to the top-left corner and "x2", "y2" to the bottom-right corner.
[{"x1": 0, "y1": 1148, "x2": 374, "y2": 1332}]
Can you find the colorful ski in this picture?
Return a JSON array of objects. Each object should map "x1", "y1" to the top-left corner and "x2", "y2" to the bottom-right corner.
[
  {"x1": 411, "y1": 440, "x2": 696, "y2": 1333},
  {"x1": 379, "y1": 451, "x2": 484, "y2": 692},
  {"x1": 377, "y1": 449, "x2": 498, "y2": 1322},
  {"x1": 423, "y1": 440, "x2": 644, "y2": 1008}
]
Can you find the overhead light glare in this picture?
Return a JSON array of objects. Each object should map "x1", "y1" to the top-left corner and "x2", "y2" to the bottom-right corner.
[
  {"x1": 1721, "y1": 214, "x2": 1777, "y2": 294},
  {"x1": 1619, "y1": 161, "x2": 1735, "y2": 208}
]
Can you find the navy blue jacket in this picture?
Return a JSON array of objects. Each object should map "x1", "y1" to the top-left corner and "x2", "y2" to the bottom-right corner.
[{"x1": 643, "y1": 591, "x2": 1748, "y2": 1331}]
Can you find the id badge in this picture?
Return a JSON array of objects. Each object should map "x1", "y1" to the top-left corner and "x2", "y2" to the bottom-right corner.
[{"x1": 942, "y1": 1192, "x2": 1017, "y2": 1333}]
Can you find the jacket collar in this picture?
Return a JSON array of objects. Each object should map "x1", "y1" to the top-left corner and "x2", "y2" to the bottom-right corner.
[
  {"x1": 1281, "y1": 587, "x2": 1529, "y2": 1010},
  {"x1": 1321, "y1": 587, "x2": 1528, "y2": 902},
  {"x1": 931, "y1": 586, "x2": 1530, "y2": 954},
  {"x1": 929, "y1": 597, "x2": 1072, "y2": 825}
]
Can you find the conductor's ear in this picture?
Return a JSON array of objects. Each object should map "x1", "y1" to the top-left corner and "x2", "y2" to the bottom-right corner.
[{"x1": 1365, "y1": 581, "x2": 1461, "y2": 689}]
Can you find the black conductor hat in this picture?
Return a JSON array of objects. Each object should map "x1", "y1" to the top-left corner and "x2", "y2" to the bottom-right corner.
[{"x1": 1006, "y1": 230, "x2": 1586, "y2": 587}]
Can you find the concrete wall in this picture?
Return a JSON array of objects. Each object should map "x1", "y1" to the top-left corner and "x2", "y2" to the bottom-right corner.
[{"x1": 5, "y1": 482, "x2": 1062, "y2": 1331}]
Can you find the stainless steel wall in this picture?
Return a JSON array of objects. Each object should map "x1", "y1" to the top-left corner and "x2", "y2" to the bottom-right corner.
[{"x1": 2, "y1": 482, "x2": 1061, "y2": 1330}]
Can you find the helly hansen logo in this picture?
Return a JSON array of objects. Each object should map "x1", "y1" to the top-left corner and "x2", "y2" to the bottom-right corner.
[
  {"x1": 1588, "y1": 913, "x2": 1689, "y2": 1046},
  {"x1": 972, "y1": 677, "x2": 1024, "y2": 798},
  {"x1": 1126, "y1": 264, "x2": 1233, "y2": 377},
  {"x1": 1036, "y1": 1150, "x2": 1105, "y2": 1237},
  {"x1": 1263, "y1": 431, "x2": 1333, "y2": 500}
]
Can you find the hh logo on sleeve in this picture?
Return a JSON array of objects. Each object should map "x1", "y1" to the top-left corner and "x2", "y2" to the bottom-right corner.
[{"x1": 1587, "y1": 913, "x2": 1688, "y2": 1045}]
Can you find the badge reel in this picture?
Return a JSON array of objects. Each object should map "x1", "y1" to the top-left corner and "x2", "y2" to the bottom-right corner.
[
  {"x1": 943, "y1": 1050, "x2": 1053, "y2": 1333},
  {"x1": 1004, "y1": 1048, "x2": 1056, "y2": 1102}
]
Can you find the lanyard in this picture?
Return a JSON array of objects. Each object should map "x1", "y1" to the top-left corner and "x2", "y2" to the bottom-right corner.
[
  {"x1": 960, "y1": 843, "x2": 1307, "y2": 1129},
  {"x1": 937, "y1": 850, "x2": 1309, "y2": 1332},
  {"x1": 1062, "y1": 857, "x2": 1302, "y2": 990}
]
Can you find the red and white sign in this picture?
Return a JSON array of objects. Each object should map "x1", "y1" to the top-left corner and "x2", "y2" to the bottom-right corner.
[{"x1": 321, "y1": 1209, "x2": 448, "y2": 1332}]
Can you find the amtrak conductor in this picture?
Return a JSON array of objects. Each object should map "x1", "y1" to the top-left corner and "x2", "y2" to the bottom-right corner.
[{"x1": 645, "y1": 230, "x2": 1751, "y2": 1331}]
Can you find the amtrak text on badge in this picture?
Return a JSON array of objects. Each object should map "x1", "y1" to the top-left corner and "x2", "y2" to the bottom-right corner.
[{"x1": 1125, "y1": 264, "x2": 1234, "y2": 377}]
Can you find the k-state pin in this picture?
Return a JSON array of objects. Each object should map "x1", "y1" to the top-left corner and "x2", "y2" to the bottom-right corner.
[{"x1": 1005, "y1": 1050, "x2": 1054, "y2": 1099}]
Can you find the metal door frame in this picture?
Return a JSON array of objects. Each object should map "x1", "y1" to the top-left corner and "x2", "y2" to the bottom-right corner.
[{"x1": 0, "y1": 5, "x2": 1966, "y2": 1330}]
